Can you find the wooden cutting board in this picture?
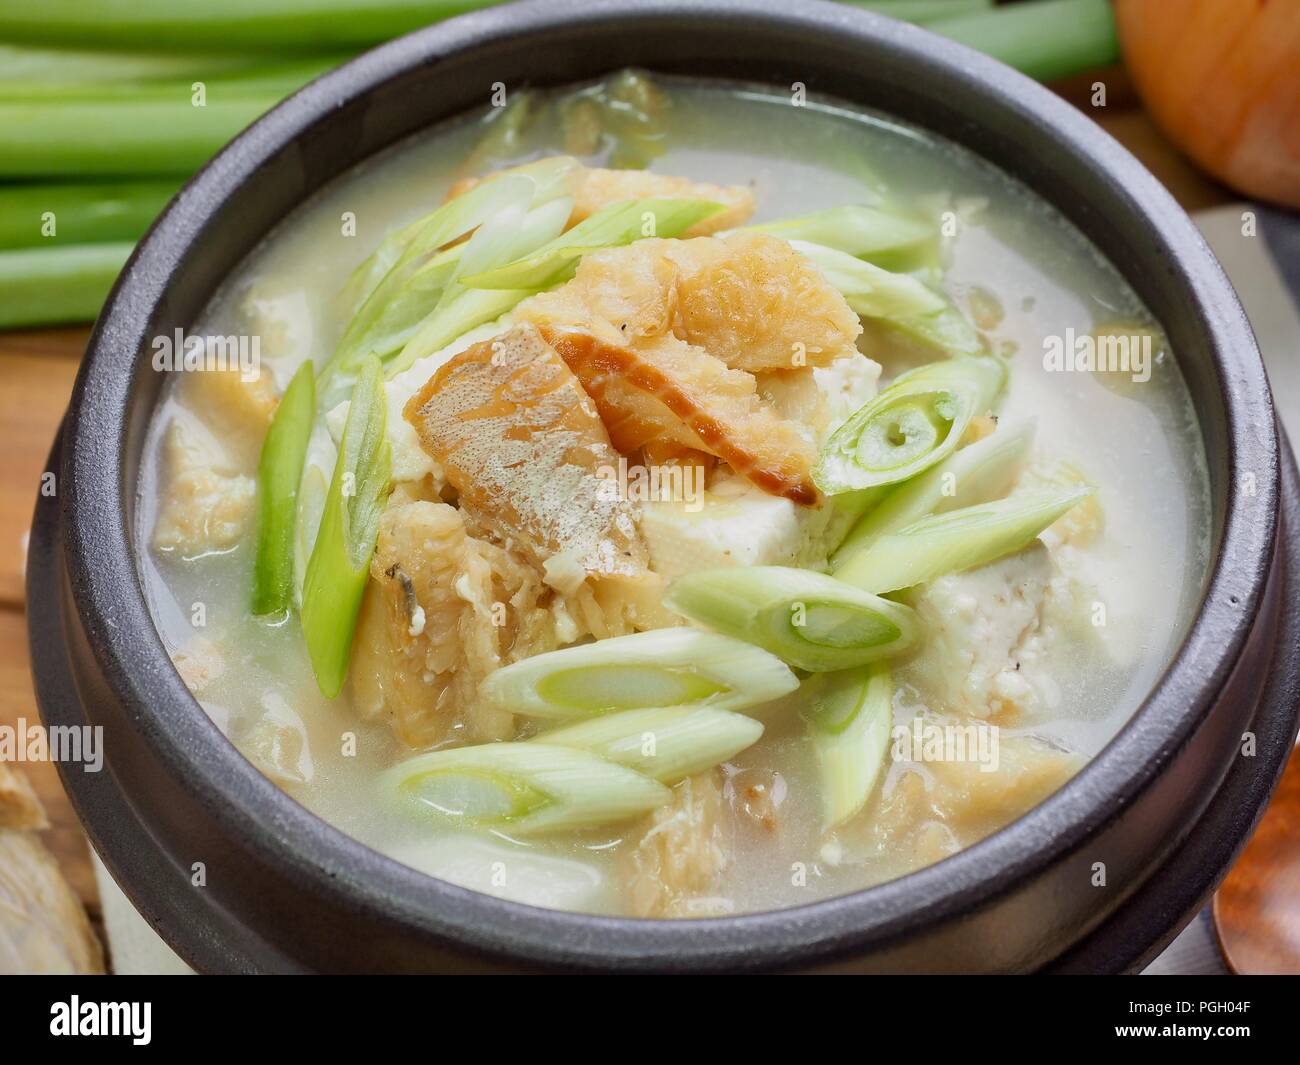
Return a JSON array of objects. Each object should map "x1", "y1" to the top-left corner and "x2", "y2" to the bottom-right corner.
[{"x1": 0, "y1": 70, "x2": 1236, "y2": 972}]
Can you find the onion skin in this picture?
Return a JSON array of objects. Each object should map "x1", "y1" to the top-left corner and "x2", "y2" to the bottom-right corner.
[{"x1": 1116, "y1": 0, "x2": 1300, "y2": 208}]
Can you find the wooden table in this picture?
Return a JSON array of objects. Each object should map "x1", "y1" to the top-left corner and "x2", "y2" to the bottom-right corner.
[
  {"x1": 0, "y1": 67, "x2": 1238, "y2": 971},
  {"x1": 0, "y1": 327, "x2": 98, "y2": 936}
]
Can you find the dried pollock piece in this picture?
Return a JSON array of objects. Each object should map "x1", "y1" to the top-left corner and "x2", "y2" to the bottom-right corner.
[
  {"x1": 623, "y1": 770, "x2": 734, "y2": 919},
  {"x1": 351, "y1": 500, "x2": 529, "y2": 748},
  {"x1": 543, "y1": 329, "x2": 820, "y2": 505},
  {"x1": 0, "y1": 762, "x2": 103, "y2": 974},
  {"x1": 152, "y1": 419, "x2": 255, "y2": 556},
  {"x1": 520, "y1": 234, "x2": 861, "y2": 373},
  {"x1": 672, "y1": 232, "x2": 862, "y2": 371}
]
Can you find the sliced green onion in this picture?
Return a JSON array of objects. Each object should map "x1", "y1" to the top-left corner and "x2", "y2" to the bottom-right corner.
[
  {"x1": 383, "y1": 741, "x2": 671, "y2": 836},
  {"x1": 835, "y1": 485, "x2": 1093, "y2": 595},
  {"x1": 335, "y1": 216, "x2": 429, "y2": 319},
  {"x1": 877, "y1": 299, "x2": 983, "y2": 357},
  {"x1": 324, "y1": 160, "x2": 581, "y2": 395},
  {"x1": 535, "y1": 707, "x2": 763, "y2": 784},
  {"x1": 294, "y1": 460, "x2": 329, "y2": 609},
  {"x1": 386, "y1": 287, "x2": 533, "y2": 379},
  {"x1": 793, "y1": 239, "x2": 983, "y2": 357},
  {"x1": 399, "y1": 243, "x2": 461, "y2": 295},
  {"x1": 0, "y1": 241, "x2": 130, "y2": 328},
  {"x1": 731, "y1": 204, "x2": 933, "y2": 261},
  {"x1": 824, "y1": 488, "x2": 888, "y2": 559},
  {"x1": 460, "y1": 198, "x2": 726, "y2": 290},
  {"x1": 664, "y1": 566, "x2": 920, "y2": 673},
  {"x1": 815, "y1": 355, "x2": 1005, "y2": 495},
  {"x1": 459, "y1": 88, "x2": 536, "y2": 176},
  {"x1": 389, "y1": 196, "x2": 725, "y2": 376},
  {"x1": 382, "y1": 200, "x2": 573, "y2": 380},
  {"x1": 338, "y1": 155, "x2": 579, "y2": 317},
  {"x1": 300, "y1": 355, "x2": 391, "y2": 698},
  {"x1": 804, "y1": 664, "x2": 893, "y2": 829},
  {"x1": 433, "y1": 194, "x2": 573, "y2": 306},
  {"x1": 557, "y1": 69, "x2": 668, "y2": 169},
  {"x1": 399, "y1": 833, "x2": 606, "y2": 909},
  {"x1": 329, "y1": 171, "x2": 546, "y2": 378},
  {"x1": 0, "y1": 180, "x2": 177, "y2": 249},
  {"x1": 796, "y1": 239, "x2": 942, "y2": 316},
  {"x1": 832, "y1": 417, "x2": 1034, "y2": 566},
  {"x1": 480, "y1": 628, "x2": 799, "y2": 720},
  {"x1": 349, "y1": 198, "x2": 570, "y2": 389},
  {"x1": 252, "y1": 361, "x2": 315, "y2": 617}
]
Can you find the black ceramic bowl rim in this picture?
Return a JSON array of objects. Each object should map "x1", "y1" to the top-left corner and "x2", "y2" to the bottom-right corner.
[{"x1": 61, "y1": 0, "x2": 1277, "y2": 970}]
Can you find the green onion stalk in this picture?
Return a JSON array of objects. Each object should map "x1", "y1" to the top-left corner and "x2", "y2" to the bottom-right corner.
[
  {"x1": 927, "y1": 0, "x2": 1120, "y2": 83},
  {"x1": 832, "y1": 417, "x2": 1034, "y2": 566},
  {"x1": 815, "y1": 355, "x2": 1005, "y2": 495},
  {"x1": 663, "y1": 566, "x2": 921, "y2": 674},
  {"x1": 732, "y1": 204, "x2": 935, "y2": 264},
  {"x1": 835, "y1": 484, "x2": 1094, "y2": 595},
  {"x1": 0, "y1": 1, "x2": 1030, "y2": 52},
  {"x1": 0, "y1": 1, "x2": 504, "y2": 51},
  {"x1": 534, "y1": 707, "x2": 764, "y2": 785},
  {"x1": 480, "y1": 628, "x2": 799, "y2": 720},
  {"x1": 0, "y1": 96, "x2": 282, "y2": 178},
  {"x1": 0, "y1": 241, "x2": 131, "y2": 328},
  {"x1": 847, "y1": 0, "x2": 993, "y2": 23},
  {"x1": 804, "y1": 664, "x2": 894, "y2": 829},
  {"x1": 0, "y1": 55, "x2": 346, "y2": 101},
  {"x1": 300, "y1": 355, "x2": 392, "y2": 697},
  {"x1": 383, "y1": 741, "x2": 672, "y2": 835},
  {"x1": 0, "y1": 42, "x2": 310, "y2": 84},
  {"x1": 0, "y1": 180, "x2": 178, "y2": 249},
  {"x1": 252, "y1": 361, "x2": 316, "y2": 617}
]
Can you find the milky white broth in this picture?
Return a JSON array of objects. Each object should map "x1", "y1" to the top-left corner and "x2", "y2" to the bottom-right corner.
[{"x1": 137, "y1": 76, "x2": 1211, "y2": 917}]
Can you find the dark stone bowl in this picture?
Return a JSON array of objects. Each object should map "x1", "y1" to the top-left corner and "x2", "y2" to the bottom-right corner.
[{"x1": 27, "y1": 0, "x2": 1300, "y2": 972}]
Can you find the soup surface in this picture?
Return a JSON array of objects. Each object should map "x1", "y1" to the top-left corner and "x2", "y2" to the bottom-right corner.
[{"x1": 138, "y1": 74, "x2": 1210, "y2": 917}]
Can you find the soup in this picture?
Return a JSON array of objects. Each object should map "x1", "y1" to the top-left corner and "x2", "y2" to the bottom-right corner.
[{"x1": 137, "y1": 73, "x2": 1210, "y2": 918}]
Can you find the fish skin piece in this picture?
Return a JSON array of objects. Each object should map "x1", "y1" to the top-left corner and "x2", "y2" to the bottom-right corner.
[{"x1": 403, "y1": 323, "x2": 649, "y2": 579}]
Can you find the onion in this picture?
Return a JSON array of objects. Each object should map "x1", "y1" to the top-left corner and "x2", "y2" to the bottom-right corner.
[{"x1": 1116, "y1": 0, "x2": 1300, "y2": 208}]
